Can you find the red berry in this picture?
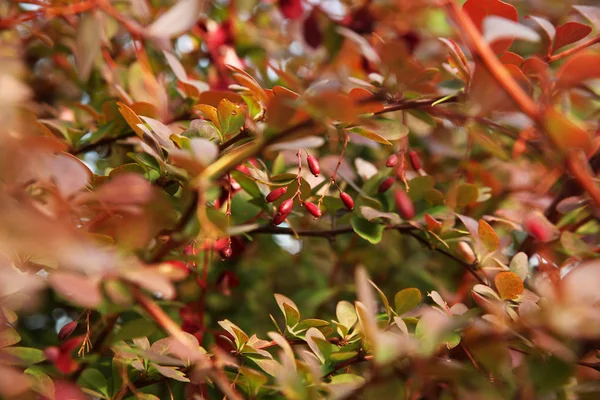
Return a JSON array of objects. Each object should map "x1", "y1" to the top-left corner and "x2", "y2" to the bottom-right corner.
[
  {"x1": 220, "y1": 245, "x2": 232, "y2": 259},
  {"x1": 307, "y1": 155, "x2": 320, "y2": 177},
  {"x1": 279, "y1": 0, "x2": 303, "y2": 20},
  {"x1": 378, "y1": 177, "x2": 395, "y2": 193},
  {"x1": 386, "y1": 154, "x2": 398, "y2": 168},
  {"x1": 266, "y1": 187, "x2": 287, "y2": 202},
  {"x1": 58, "y1": 321, "x2": 77, "y2": 341},
  {"x1": 394, "y1": 189, "x2": 415, "y2": 219},
  {"x1": 304, "y1": 202, "x2": 322, "y2": 218},
  {"x1": 279, "y1": 198, "x2": 294, "y2": 215},
  {"x1": 340, "y1": 192, "x2": 354, "y2": 211},
  {"x1": 408, "y1": 150, "x2": 422, "y2": 171},
  {"x1": 272, "y1": 212, "x2": 288, "y2": 226},
  {"x1": 44, "y1": 346, "x2": 60, "y2": 362}
]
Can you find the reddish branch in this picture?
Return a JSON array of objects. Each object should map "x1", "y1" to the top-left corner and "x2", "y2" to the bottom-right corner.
[
  {"x1": 444, "y1": 0, "x2": 600, "y2": 209},
  {"x1": 547, "y1": 35, "x2": 600, "y2": 63}
]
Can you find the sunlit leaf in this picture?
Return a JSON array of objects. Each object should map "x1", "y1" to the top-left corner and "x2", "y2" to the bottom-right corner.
[{"x1": 494, "y1": 271, "x2": 524, "y2": 300}]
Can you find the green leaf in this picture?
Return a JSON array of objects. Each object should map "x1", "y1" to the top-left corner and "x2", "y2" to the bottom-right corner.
[
  {"x1": 230, "y1": 170, "x2": 262, "y2": 198},
  {"x1": 218, "y1": 99, "x2": 245, "y2": 137},
  {"x1": 351, "y1": 217, "x2": 385, "y2": 244},
  {"x1": 274, "y1": 294, "x2": 301, "y2": 328},
  {"x1": 560, "y1": 231, "x2": 592, "y2": 256},
  {"x1": 509, "y1": 252, "x2": 529, "y2": 281},
  {"x1": 294, "y1": 319, "x2": 330, "y2": 332},
  {"x1": 455, "y1": 183, "x2": 479, "y2": 207},
  {"x1": 79, "y1": 368, "x2": 109, "y2": 397},
  {"x1": 329, "y1": 351, "x2": 358, "y2": 362},
  {"x1": 369, "y1": 280, "x2": 391, "y2": 320},
  {"x1": 112, "y1": 319, "x2": 157, "y2": 343},
  {"x1": 2, "y1": 347, "x2": 46, "y2": 365},
  {"x1": 529, "y1": 355, "x2": 573, "y2": 394},
  {"x1": 336, "y1": 301, "x2": 358, "y2": 330},
  {"x1": 394, "y1": 288, "x2": 422, "y2": 316},
  {"x1": 25, "y1": 367, "x2": 55, "y2": 400},
  {"x1": 407, "y1": 176, "x2": 435, "y2": 201}
]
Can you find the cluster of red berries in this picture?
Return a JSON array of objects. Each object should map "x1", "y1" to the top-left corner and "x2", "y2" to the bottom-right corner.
[
  {"x1": 266, "y1": 154, "x2": 355, "y2": 226},
  {"x1": 377, "y1": 150, "x2": 423, "y2": 220}
]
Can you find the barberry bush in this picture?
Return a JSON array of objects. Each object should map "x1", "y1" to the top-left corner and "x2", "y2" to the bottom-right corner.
[{"x1": 2, "y1": 0, "x2": 600, "y2": 398}]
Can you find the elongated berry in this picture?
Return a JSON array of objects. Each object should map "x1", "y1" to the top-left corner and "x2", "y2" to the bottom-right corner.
[
  {"x1": 378, "y1": 177, "x2": 395, "y2": 193},
  {"x1": 304, "y1": 202, "x2": 322, "y2": 218},
  {"x1": 279, "y1": 198, "x2": 294, "y2": 215},
  {"x1": 58, "y1": 321, "x2": 77, "y2": 341},
  {"x1": 340, "y1": 192, "x2": 354, "y2": 210},
  {"x1": 386, "y1": 154, "x2": 398, "y2": 168},
  {"x1": 408, "y1": 150, "x2": 421, "y2": 171},
  {"x1": 394, "y1": 189, "x2": 415, "y2": 219},
  {"x1": 272, "y1": 212, "x2": 288, "y2": 226},
  {"x1": 220, "y1": 245, "x2": 232, "y2": 259},
  {"x1": 307, "y1": 155, "x2": 320, "y2": 177},
  {"x1": 266, "y1": 187, "x2": 287, "y2": 202}
]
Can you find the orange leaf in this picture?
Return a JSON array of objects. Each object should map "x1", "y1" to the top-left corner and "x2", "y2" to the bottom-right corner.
[
  {"x1": 463, "y1": 0, "x2": 519, "y2": 55},
  {"x1": 499, "y1": 51, "x2": 523, "y2": 66},
  {"x1": 196, "y1": 91, "x2": 244, "y2": 108},
  {"x1": 478, "y1": 219, "x2": 499, "y2": 252},
  {"x1": 542, "y1": 107, "x2": 592, "y2": 153},
  {"x1": 553, "y1": 21, "x2": 592, "y2": 53},
  {"x1": 116, "y1": 102, "x2": 145, "y2": 138},
  {"x1": 556, "y1": 52, "x2": 600, "y2": 90},
  {"x1": 348, "y1": 87, "x2": 384, "y2": 114},
  {"x1": 494, "y1": 271, "x2": 524, "y2": 300}
]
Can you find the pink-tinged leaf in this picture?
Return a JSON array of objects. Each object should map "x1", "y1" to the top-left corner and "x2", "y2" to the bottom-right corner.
[
  {"x1": 573, "y1": 5, "x2": 600, "y2": 31},
  {"x1": 482, "y1": 16, "x2": 540, "y2": 45},
  {"x1": 152, "y1": 364, "x2": 190, "y2": 382},
  {"x1": 279, "y1": 0, "x2": 303, "y2": 20},
  {"x1": 75, "y1": 13, "x2": 101, "y2": 81},
  {"x1": 49, "y1": 272, "x2": 102, "y2": 308},
  {"x1": 527, "y1": 15, "x2": 556, "y2": 42},
  {"x1": 147, "y1": 0, "x2": 201, "y2": 38},
  {"x1": 122, "y1": 268, "x2": 175, "y2": 300},
  {"x1": 0, "y1": 365, "x2": 31, "y2": 398},
  {"x1": 52, "y1": 380, "x2": 88, "y2": 400},
  {"x1": 556, "y1": 52, "x2": 600, "y2": 90},
  {"x1": 48, "y1": 154, "x2": 92, "y2": 198},
  {"x1": 93, "y1": 173, "x2": 153, "y2": 205},
  {"x1": 463, "y1": 0, "x2": 519, "y2": 54},
  {"x1": 552, "y1": 22, "x2": 592, "y2": 53},
  {"x1": 163, "y1": 51, "x2": 209, "y2": 94}
]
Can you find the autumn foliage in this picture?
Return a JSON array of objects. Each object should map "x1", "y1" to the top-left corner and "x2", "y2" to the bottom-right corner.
[{"x1": 2, "y1": 0, "x2": 600, "y2": 398}]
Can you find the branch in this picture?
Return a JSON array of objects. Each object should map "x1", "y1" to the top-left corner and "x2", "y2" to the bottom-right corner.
[
  {"x1": 444, "y1": 0, "x2": 600, "y2": 209},
  {"x1": 71, "y1": 132, "x2": 137, "y2": 155},
  {"x1": 249, "y1": 224, "x2": 487, "y2": 284},
  {"x1": 148, "y1": 190, "x2": 199, "y2": 263},
  {"x1": 547, "y1": 35, "x2": 600, "y2": 63}
]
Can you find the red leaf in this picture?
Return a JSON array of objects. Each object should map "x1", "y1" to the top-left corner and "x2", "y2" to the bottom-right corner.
[
  {"x1": 463, "y1": 0, "x2": 518, "y2": 54},
  {"x1": 556, "y1": 52, "x2": 600, "y2": 90},
  {"x1": 499, "y1": 51, "x2": 523, "y2": 66},
  {"x1": 553, "y1": 22, "x2": 592, "y2": 53},
  {"x1": 279, "y1": 0, "x2": 303, "y2": 20}
]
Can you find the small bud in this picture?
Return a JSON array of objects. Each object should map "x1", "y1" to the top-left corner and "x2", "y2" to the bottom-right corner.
[
  {"x1": 272, "y1": 212, "x2": 288, "y2": 226},
  {"x1": 307, "y1": 155, "x2": 320, "y2": 177},
  {"x1": 457, "y1": 241, "x2": 477, "y2": 264},
  {"x1": 266, "y1": 187, "x2": 288, "y2": 202},
  {"x1": 304, "y1": 202, "x2": 322, "y2": 218},
  {"x1": 408, "y1": 150, "x2": 421, "y2": 171},
  {"x1": 220, "y1": 245, "x2": 232, "y2": 259},
  {"x1": 394, "y1": 189, "x2": 415, "y2": 219},
  {"x1": 340, "y1": 192, "x2": 354, "y2": 211},
  {"x1": 279, "y1": 198, "x2": 294, "y2": 215},
  {"x1": 58, "y1": 321, "x2": 77, "y2": 341},
  {"x1": 386, "y1": 154, "x2": 398, "y2": 168},
  {"x1": 523, "y1": 212, "x2": 556, "y2": 242},
  {"x1": 378, "y1": 177, "x2": 395, "y2": 193}
]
